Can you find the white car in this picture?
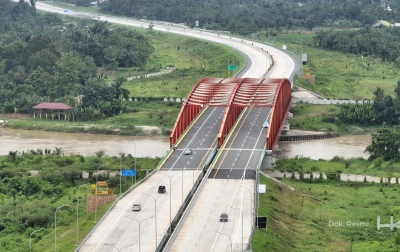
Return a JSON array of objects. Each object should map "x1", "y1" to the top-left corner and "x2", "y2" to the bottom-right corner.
[
  {"x1": 132, "y1": 204, "x2": 141, "y2": 211},
  {"x1": 263, "y1": 121, "x2": 269, "y2": 128},
  {"x1": 184, "y1": 148, "x2": 192, "y2": 155}
]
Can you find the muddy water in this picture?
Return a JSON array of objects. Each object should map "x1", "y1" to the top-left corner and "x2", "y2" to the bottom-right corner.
[
  {"x1": 277, "y1": 134, "x2": 372, "y2": 160},
  {"x1": 0, "y1": 128, "x2": 170, "y2": 158},
  {"x1": 0, "y1": 128, "x2": 372, "y2": 159}
]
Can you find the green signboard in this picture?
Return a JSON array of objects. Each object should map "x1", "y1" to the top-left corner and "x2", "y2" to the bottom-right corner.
[{"x1": 228, "y1": 65, "x2": 237, "y2": 71}]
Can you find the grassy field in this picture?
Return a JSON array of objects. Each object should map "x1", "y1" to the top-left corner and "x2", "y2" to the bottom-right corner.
[
  {"x1": 288, "y1": 102, "x2": 379, "y2": 134},
  {"x1": 252, "y1": 175, "x2": 400, "y2": 252},
  {"x1": 274, "y1": 32, "x2": 400, "y2": 100}
]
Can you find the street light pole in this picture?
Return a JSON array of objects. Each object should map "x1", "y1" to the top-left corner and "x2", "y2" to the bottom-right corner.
[
  {"x1": 104, "y1": 243, "x2": 135, "y2": 251},
  {"x1": 119, "y1": 149, "x2": 122, "y2": 195},
  {"x1": 193, "y1": 140, "x2": 204, "y2": 185},
  {"x1": 160, "y1": 172, "x2": 181, "y2": 234},
  {"x1": 55, "y1": 204, "x2": 69, "y2": 252},
  {"x1": 230, "y1": 206, "x2": 244, "y2": 252},
  {"x1": 171, "y1": 155, "x2": 185, "y2": 205},
  {"x1": 30, "y1": 228, "x2": 44, "y2": 252},
  {"x1": 126, "y1": 215, "x2": 154, "y2": 252},
  {"x1": 76, "y1": 183, "x2": 89, "y2": 246},
  {"x1": 217, "y1": 231, "x2": 233, "y2": 252},
  {"x1": 135, "y1": 133, "x2": 144, "y2": 185},
  {"x1": 239, "y1": 185, "x2": 253, "y2": 251},
  {"x1": 143, "y1": 193, "x2": 165, "y2": 248},
  {"x1": 95, "y1": 164, "x2": 108, "y2": 224}
]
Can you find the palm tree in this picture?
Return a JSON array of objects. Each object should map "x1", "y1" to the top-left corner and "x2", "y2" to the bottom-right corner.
[{"x1": 112, "y1": 77, "x2": 130, "y2": 102}]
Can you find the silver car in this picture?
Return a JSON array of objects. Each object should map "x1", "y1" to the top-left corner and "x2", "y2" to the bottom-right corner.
[
  {"x1": 132, "y1": 204, "x2": 141, "y2": 211},
  {"x1": 184, "y1": 148, "x2": 192, "y2": 155}
]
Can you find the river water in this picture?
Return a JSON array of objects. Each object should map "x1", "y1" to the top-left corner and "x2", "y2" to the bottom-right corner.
[
  {"x1": 277, "y1": 134, "x2": 371, "y2": 160},
  {"x1": 0, "y1": 128, "x2": 170, "y2": 158},
  {"x1": 0, "y1": 128, "x2": 371, "y2": 160}
]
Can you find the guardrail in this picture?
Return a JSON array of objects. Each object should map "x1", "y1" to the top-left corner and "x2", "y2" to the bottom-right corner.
[{"x1": 160, "y1": 144, "x2": 218, "y2": 251}]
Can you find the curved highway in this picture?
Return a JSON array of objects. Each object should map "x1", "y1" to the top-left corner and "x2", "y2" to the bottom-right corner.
[{"x1": 34, "y1": 3, "x2": 296, "y2": 251}]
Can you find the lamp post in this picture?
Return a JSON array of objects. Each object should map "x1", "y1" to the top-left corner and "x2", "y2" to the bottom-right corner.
[
  {"x1": 143, "y1": 193, "x2": 166, "y2": 248},
  {"x1": 249, "y1": 122, "x2": 261, "y2": 136},
  {"x1": 193, "y1": 140, "x2": 204, "y2": 185},
  {"x1": 171, "y1": 155, "x2": 185, "y2": 205},
  {"x1": 119, "y1": 150, "x2": 123, "y2": 195},
  {"x1": 230, "y1": 206, "x2": 243, "y2": 252},
  {"x1": 159, "y1": 172, "x2": 181, "y2": 234},
  {"x1": 76, "y1": 183, "x2": 89, "y2": 246},
  {"x1": 249, "y1": 122, "x2": 261, "y2": 227},
  {"x1": 239, "y1": 185, "x2": 253, "y2": 251},
  {"x1": 30, "y1": 228, "x2": 44, "y2": 252},
  {"x1": 135, "y1": 133, "x2": 144, "y2": 185},
  {"x1": 55, "y1": 204, "x2": 69, "y2": 252},
  {"x1": 217, "y1": 231, "x2": 233, "y2": 252},
  {"x1": 95, "y1": 164, "x2": 108, "y2": 224},
  {"x1": 104, "y1": 243, "x2": 134, "y2": 251},
  {"x1": 126, "y1": 215, "x2": 154, "y2": 252}
]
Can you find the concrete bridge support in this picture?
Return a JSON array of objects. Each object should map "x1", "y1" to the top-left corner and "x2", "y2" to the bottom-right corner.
[
  {"x1": 262, "y1": 145, "x2": 281, "y2": 169},
  {"x1": 281, "y1": 112, "x2": 293, "y2": 135}
]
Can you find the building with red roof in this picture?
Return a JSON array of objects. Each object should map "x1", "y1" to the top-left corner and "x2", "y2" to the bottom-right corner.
[{"x1": 32, "y1": 102, "x2": 72, "y2": 120}]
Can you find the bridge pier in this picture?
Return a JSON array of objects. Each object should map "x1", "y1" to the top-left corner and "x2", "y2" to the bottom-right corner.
[
  {"x1": 262, "y1": 144, "x2": 281, "y2": 169},
  {"x1": 281, "y1": 112, "x2": 293, "y2": 135}
]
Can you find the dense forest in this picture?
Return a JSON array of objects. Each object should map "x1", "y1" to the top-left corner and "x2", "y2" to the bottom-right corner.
[
  {"x1": 314, "y1": 27, "x2": 400, "y2": 64},
  {"x1": 0, "y1": 0, "x2": 153, "y2": 119},
  {"x1": 91, "y1": 0, "x2": 400, "y2": 33}
]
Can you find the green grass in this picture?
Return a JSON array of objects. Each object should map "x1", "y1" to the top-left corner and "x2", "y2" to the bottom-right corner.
[
  {"x1": 123, "y1": 32, "x2": 243, "y2": 98},
  {"x1": 274, "y1": 33, "x2": 400, "y2": 100},
  {"x1": 252, "y1": 175, "x2": 400, "y2": 252},
  {"x1": 288, "y1": 103, "x2": 378, "y2": 134}
]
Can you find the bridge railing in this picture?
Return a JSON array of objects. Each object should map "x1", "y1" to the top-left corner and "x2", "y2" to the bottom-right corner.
[{"x1": 160, "y1": 143, "x2": 218, "y2": 251}]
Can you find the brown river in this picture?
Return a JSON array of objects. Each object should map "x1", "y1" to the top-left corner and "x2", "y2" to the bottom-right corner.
[{"x1": 0, "y1": 128, "x2": 371, "y2": 160}]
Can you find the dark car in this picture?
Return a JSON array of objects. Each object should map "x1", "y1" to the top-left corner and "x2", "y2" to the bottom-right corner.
[
  {"x1": 220, "y1": 213, "x2": 228, "y2": 222},
  {"x1": 158, "y1": 185, "x2": 166, "y2": 193}
]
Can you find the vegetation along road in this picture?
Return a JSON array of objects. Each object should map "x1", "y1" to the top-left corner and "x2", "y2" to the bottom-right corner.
[{"x1": 2, "y1": 0, "x2": 400, "y2": 251}]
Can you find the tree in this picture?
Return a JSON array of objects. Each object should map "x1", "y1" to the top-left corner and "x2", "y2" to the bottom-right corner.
[
  {"x1": 365, "y1": 123, "x2": 400, "y2": 160},
  {"x1": 53, "y1": 52, "x2": 80, "y2": 98},
  {"x1": 26, "y1": 49, "x2": 59, "y2": 74},
  {"x1": 112, "y1": 77, "x2": 130, "y2": 102}
]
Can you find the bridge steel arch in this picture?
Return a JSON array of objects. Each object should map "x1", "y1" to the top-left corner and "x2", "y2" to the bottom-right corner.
[
  {"x1": 216, "y1": 78, "x2": 291, "y2": 149},
  {"x1": 266, "y1": 78, "x2": 292, "y2": 150},
  {"x1": 169, "y1": 78, "x2": 237, "y2": 147},
  {"x1": 171, "y1": 78, "x2": 291, "y2": 149}
]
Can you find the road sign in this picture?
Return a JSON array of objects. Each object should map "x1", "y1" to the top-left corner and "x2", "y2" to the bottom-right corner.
[
  {"x1": 121, "y1": 170, "x2": 136, "y2": 177},
  {"x1": 228, "y1": 65, "x2": 237, "y2": 71}
]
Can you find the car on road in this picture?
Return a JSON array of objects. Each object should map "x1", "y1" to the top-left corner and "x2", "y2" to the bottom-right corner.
[
  {"x1": 184, "y1": 148, "x2": 192, "y2": 155},
  {"x1": 132, "y1": 204, "x2": 141, "y2": 211},
  {"x1": 158, "y1": 185, "x2": 166, "y2": 193},
  {"x1": 263, "y1": 121, "x2": 269, "y2": 128},
  {"x1": 220, "y1": 213, "x2": 228, "y2": 222}
]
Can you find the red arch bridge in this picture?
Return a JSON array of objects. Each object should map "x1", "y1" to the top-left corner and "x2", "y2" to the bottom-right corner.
[{"x1": 162, "y1": 77, "x2": 292, "y2": 178}]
